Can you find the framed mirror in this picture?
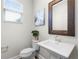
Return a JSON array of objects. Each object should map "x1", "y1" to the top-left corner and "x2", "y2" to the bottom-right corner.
[{"x1": 48, "y1": 0, "x2": 75, "y2": 36}]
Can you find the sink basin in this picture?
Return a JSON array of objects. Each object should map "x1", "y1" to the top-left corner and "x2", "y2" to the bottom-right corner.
[{"x1": 37, "y1": 39, "x2": 75, "y2": 58}]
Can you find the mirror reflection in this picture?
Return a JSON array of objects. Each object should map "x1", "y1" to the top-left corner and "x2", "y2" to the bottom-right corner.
[{"x1": 52, "y1": 0, "x2": 68, "y2": 31}]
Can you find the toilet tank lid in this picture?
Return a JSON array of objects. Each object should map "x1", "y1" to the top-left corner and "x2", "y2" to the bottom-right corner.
[{"x1": 21, "y1": 48, "x2": 35, "y2": 54}]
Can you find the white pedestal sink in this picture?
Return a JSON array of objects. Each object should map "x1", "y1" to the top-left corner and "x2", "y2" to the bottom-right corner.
[{"x1": 37, "y1": 39, "x2": 75, "y2": 59}]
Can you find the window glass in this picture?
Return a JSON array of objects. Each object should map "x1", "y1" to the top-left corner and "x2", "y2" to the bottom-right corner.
[
  {"x1": 4, "y1": 0, "x2": 23, "y2": 23},
  {"x1": 5, "y1": 10, "x2": 21, "y2": 22}
]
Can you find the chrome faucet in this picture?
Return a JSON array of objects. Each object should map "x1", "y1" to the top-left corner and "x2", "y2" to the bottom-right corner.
[{"x1": 55, "y1": 36, "x2": 61, "y2": 42}]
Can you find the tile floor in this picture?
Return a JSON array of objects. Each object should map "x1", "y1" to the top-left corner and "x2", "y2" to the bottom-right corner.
[
  {"x1": 9, "y1": 54, "x2": 43, "y2": 59},
  {"x1": 12, "y1": 56, "x2": 37, "y2": 59}
]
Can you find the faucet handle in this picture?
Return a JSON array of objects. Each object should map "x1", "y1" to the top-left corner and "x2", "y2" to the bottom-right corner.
[
  {"x1": 55, "y1": 36, "x2": 61, "y2": 42},
  {"x1": 55, "y1": 35, "x2": 58, "y2": 40}
]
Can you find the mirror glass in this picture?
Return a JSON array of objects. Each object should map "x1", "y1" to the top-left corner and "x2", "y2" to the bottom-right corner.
[{"x1": 52, "y1": 0, "x2": 68, "y2": 31}]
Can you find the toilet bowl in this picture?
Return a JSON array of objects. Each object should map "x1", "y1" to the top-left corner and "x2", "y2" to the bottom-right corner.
[
  {"x1": 19, "y1": 40, "x2": 39, "y2": 59},
  {"x1": 20, "y1": 48, "x2": 35, "y2": 57}
]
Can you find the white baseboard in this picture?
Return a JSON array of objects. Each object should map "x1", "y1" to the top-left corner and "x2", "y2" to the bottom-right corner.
[{"x1": 8, "y1": 55, "x2": 19, "y2": 59}]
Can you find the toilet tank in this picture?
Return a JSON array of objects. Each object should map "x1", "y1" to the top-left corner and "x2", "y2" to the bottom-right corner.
[{"x1": 32, "y1": 40, "x2": 40, "y2": 51}]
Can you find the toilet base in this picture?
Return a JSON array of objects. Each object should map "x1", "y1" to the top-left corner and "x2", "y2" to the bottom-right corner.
[
  {"x1": 35, "y1": 56, "x2": 39, "y2": 59},
  {"x1": 19, "y1": 57, "x2": 33, "y2": 59},
  {"x1": 20, "y1": 53, "x2": 34, "y2": 59},
  {"x1": 20, "y1": 55, "x2": 39, "y2": 59}
]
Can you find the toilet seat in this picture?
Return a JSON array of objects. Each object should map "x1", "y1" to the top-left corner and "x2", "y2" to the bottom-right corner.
[{"x1": 20, "y1": 48, "x2": 35, "y2": 57}]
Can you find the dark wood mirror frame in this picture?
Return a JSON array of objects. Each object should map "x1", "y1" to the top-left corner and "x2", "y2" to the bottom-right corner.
[{"x1": 48, "y1": 0, "x2": 75, "y2": 36}]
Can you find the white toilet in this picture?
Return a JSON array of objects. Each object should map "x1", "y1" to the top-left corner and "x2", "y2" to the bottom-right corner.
[{"x1": 19, "y1": 40, "x2": 39, "y2": 59}]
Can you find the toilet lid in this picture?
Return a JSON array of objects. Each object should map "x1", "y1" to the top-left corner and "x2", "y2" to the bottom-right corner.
[
  {"x1": 20, "y1": 48, "x2": 35, "y2": 57},
  {"x1": 20, "y1": 48, "x2": 35, "y2": 54}
]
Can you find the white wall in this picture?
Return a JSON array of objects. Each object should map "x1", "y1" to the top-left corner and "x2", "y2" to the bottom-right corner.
[
  {"x1": 1, "y1": 0, "x2": 33, "y2": 59},
  {"x1": 33, "y1": 0, "x2": 78, "y2": 59}
]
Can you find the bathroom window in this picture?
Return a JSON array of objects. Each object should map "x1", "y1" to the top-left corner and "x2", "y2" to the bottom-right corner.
[
  {"x1": 5, "y1": 9, "x2": 22, "y2": 22},
  {"x1": 4, "y1": 0, "x2": 23, "y2": 23}
]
